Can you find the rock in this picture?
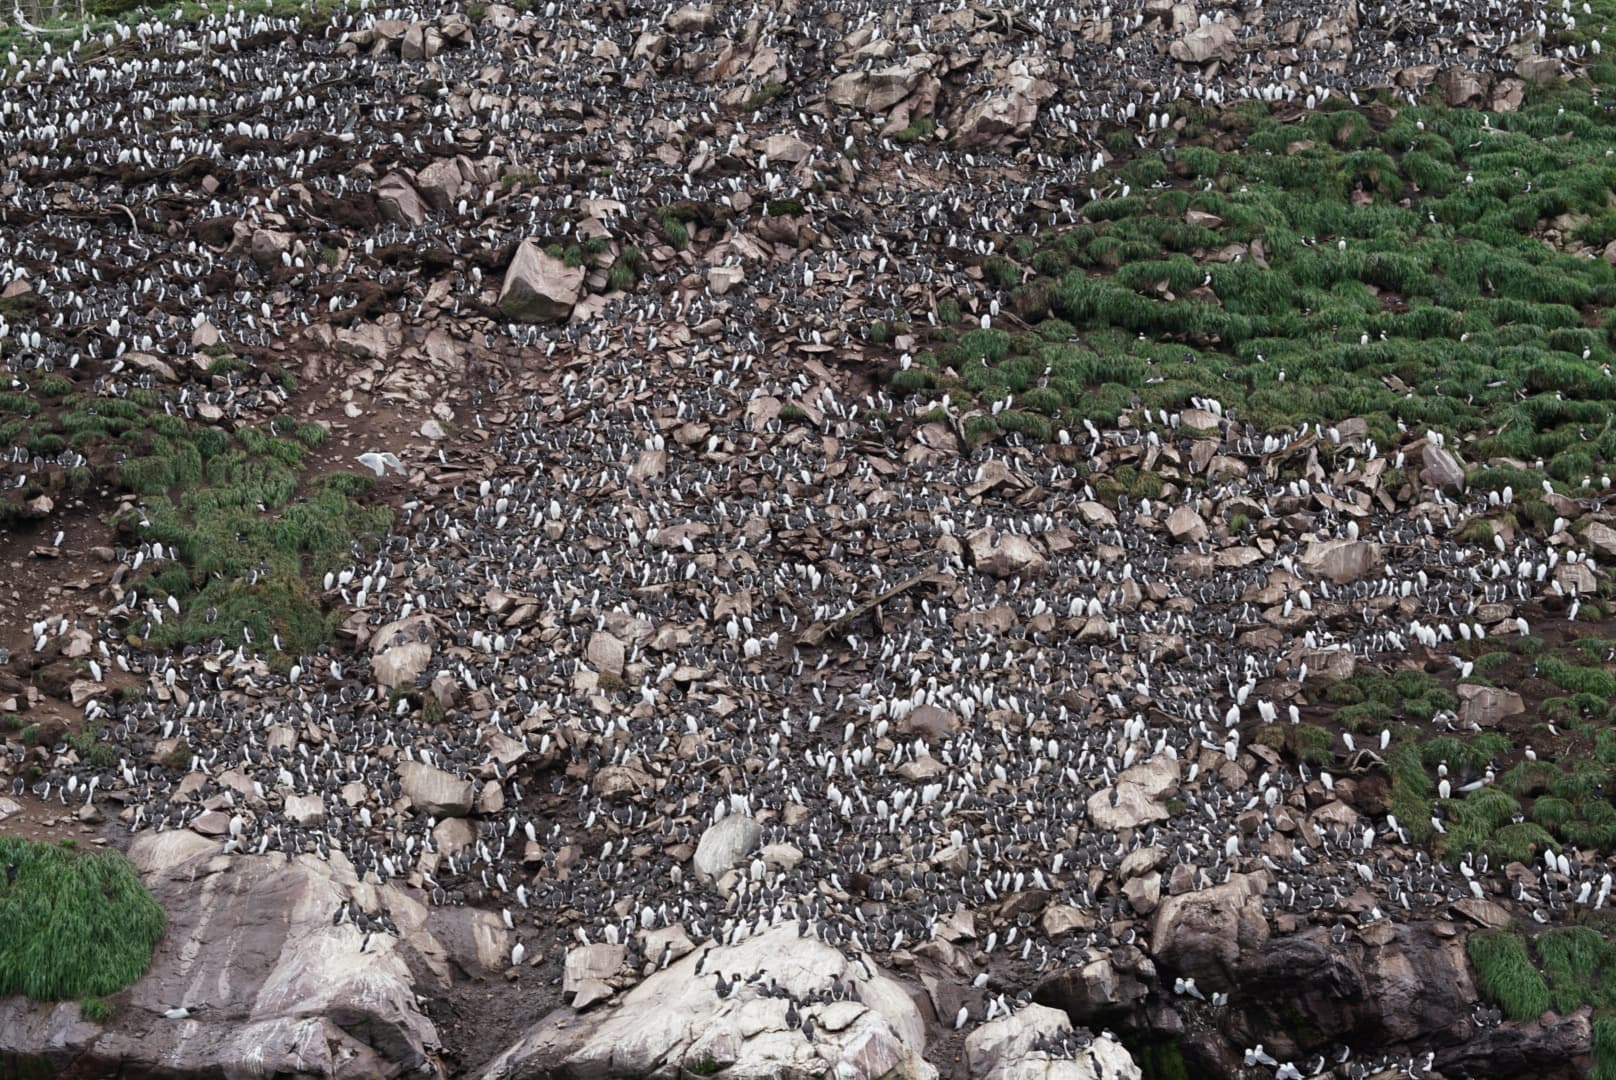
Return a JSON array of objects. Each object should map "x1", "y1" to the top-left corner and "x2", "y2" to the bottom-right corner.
[
  {"x1": 1451, "y1": 898, "x2": 1512, "y2": 930},
  {"x1": 248, "y1": 227, "x2": 293, "y2": 270},
  {"x1": 121, "y1": 352, "x2": 177, "y2": 382},
  {"x1": 665, "y1": 3, "x2": 714, "y2": 33},
  {"x1": 1457, "y1": 684, "x2": 1526, "y2": 729},
  {"x1": 1234, "y1": 922, "x2": 1478, "y2": 1059},
  {"x1": 0, "y1": 833, "x2": 443, "y2": 1077},
  {"x1": 1297, "y1": 538, "x2": 1384, "y2": 583},
  {"x1": 414, "y1": 156, "x2": 474, "y2": 211},
  {"x1": 954, "y1": 73, "x2": 1058, "y2": 146},
  {"x1": 1088, "y1": 756, "x2": 1179, "y2": 831},
  {"x1": 479, "y1": 924, "x2": 935, "y2": 1080},
  {"x1": 284, "y1": 793, "x2": 326, "y2": 827},
  {"x1": 1122, "y1": 871, "x2": 1162, "y2": 916},
  {"x1": 1035, "y1": 957, "x2": 1149, "y2": 1021},
  {"x1": 564, "y1": 943, "x2": 625, "y2": 1005},
  {"x1": 400, "y1": 20, "x2": 443, "y2": 60},
  {"x1": 708, "y1": 265, "x2": 745, "y2": 295},
  {"x1": 760, "y1": 133, "x2": 812, "y2": 163},
  {"x1": 1516, "y1": 55, "x2": 1561, "y2": 83},
  {"x1": 828, "y1": 57, "x2": 933, "y2": 113},
  {"x1": 1169, "y1": 22, "x2": 1237, "y2": 64},
  {"x1": 398, "y1": 761, "x2": 474, "y2": 817},
  {"x1": 1437, "y1": 1010, "x2": 1591, "y2": 1078},
  {"x1": 898, "y1": 703, "x2": 961, "y2": 741},
  {"x1": 498, "y1": 238, "x2": 586, "y2": 322},
  {"x1": 965, "y1": 527, "x2": 1049, "y2": 578},
  {"x1": 1150, "y1": 871, "x2": 1270, "y2": 991},
  {"x1": 966, "y1": 1003, "x2": 1141, "y2": 1080},
  {"x1": 1585, "y1": 521, "x2": 1616, "y2": 559},
  {"x1": 1421, "y1": 443, "x2": 1466, "y2": 490},
  {"x1": 373, "y1": 641, "x2": 432, "y2": 689},
  {"x1": 376, "y1": 171, "x2": 428, "y2": 225},
  {"x1": 1087, "y1": 784, "x2": 1169, "y2": 831},
  {"x1": 693, "y1": 814, "x2": 762, "y2": 884},
  {"x1": 1041, "y1": 905, "x2": 1093, "y2": 939},
  {"x1": 190, "y1": 319, "x2": 221, "y2": 348},
  {"x1": 586, "y1": 631, "x2": 626, "y2": 675},
  {"x1": 1166, "y1": 505, "x2": 1208, "y2": 543}
]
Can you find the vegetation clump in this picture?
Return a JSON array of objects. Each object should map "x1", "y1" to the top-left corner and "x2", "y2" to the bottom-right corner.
[{"x1": 0, "y1": 837, "x2": 165, "y2": 1002}]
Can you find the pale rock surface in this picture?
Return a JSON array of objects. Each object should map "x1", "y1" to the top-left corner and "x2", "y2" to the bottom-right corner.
[
  {"x1": 693, "y1": 813, "x2": 762, "y2": 884},
  {"x1": 479, "y1": 925, "x2": 935, "y2": 1080},
  {"x1": 965, "y1": 1003, "x2": 1141, "y2": 1080},
  {"x1": 398, "y1": 761, "x2": 475, "y2": 817},
  {"x1": 0, "y1": 832, "x2": 446, "y2": 1078},
  {"x1": 1298, "y1": 538, "x2": 1384, "y2": 583}
]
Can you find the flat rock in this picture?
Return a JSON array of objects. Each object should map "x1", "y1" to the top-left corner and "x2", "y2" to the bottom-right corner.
[
  {"x1": 1298, "y1": 538, "x2": 1384, "y2": 583},
  {"x1": 0, "y1": 833, "x2": 445, "y2": 1078},
  {"x1": 965, "y1": 527, "x2": 1048, "y2": 578},
  {"x1": 398, "y1": 762, "x2": 474, "y2": 817}
]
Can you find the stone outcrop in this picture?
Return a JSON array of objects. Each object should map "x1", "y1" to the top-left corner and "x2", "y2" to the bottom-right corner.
[
  {"x1": 0, "y1": 830, "x2": 478, "y2": 1078},
  {"x1": 966, "y1": 1004, "x2": 1141, "y2": 1080},
  {"x1": 1150, "y1": 870, "x2": 1270, "y2": 991},
  {"x1": 498, "y1": 239, "x2": 587, "y2": 322},
  {"x1": 479, "y1": 925, "x2": 936, "y2": 1080}
]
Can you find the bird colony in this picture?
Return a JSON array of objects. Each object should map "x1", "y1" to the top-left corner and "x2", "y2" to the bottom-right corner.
[{"x1": 0, "y1": 0, "x2": 1603, "y2": 1076}]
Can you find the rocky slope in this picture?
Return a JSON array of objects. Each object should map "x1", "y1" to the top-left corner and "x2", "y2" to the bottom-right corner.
[{"x1": 0, "y1": 0, "x2": 1611, "y2": 1077}]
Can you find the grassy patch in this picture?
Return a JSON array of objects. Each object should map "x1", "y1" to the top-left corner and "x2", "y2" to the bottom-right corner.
[
  {"x1": 1468, "y1": 930, "x2": 1551, "y2": 1021},
  {"x1": 0, "y1": 837, "x2": 164, "y2": 1002},
  {"x1": 878, "y1": 79, "x2": 1616, "y2": 478}
]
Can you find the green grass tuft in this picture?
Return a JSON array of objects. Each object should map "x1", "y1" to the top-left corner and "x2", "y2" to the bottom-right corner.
[
  {"x1": 1468, "y1": 930, "x2": 1551, "y2": 1021},
  {"x1": 0, "y1": 837, "x2": 164, "y2": 1002}
]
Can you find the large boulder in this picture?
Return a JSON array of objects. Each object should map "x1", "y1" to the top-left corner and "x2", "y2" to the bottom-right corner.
[
  {"x1": 1297, "y1": 538, "x2": 1384, "y2": 583},
  {"x1": 1169, "y1": 22, "x2": 1237, "y2": 64},
  {"x1": 953, "y1": 72, "x2": 1058, "y2": 146},
  {"x1": 498, "y1": 239, "x2": 586, "y2": 322},
  {"x1": 376, "y1": 171, "x2": 428, "y2": 226},
  {"x1": 1457, "y1": 684, "x2": 1526, "y2": 729},
  {"x1": 399, "y1": 762, "x2": 475, "y2": 817},
  {"x1": 1421, "y1": 443, "x2": 1466, "y2": 490},
  {"x1": 1087, "y1": 756, "x2": 1180, "y2": 832},
  {"x1": 1232, "y1": 923, "x2": 1484, "y2": 1062},
  {"x1": 828, "y1": 56, "x2": 934, "y2": 112},
  {"x1": 479, "y1": 924, "x2": 936, "y2": 1080},
  {"x1": 0, "y1": 832, "x2": 444, "y2": 1077},
  {"x1": 1150, "y1": 870, "x2": 1270, "y2": 991},
  {"x1": 414, "y1": 156, "x2": 475, "y2": 212},
  {"x1": 965, "y1": 527, "x2": 1049, "y2": 578},
  {"x1": 693, "y1": 813, "x2": 762, "y2": 884},
  {"x1": 370, "y1": 615, "x2": 436, "y2": 691},
  {"x1": 966, "y1": 1003, "x2": 1141, "y2": 1080}
]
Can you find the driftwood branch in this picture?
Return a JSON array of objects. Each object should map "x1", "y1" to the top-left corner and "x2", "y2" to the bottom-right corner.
[
  {"x1": 108, "y1": 202, "x2": 146, "y2": 249},
  {"x1": 797, "y1": 570, "x2": 948, "y2": 647}
]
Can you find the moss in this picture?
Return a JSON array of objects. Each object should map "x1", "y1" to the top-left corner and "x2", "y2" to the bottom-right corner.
[
  {"x1": 1125, "y1": 1035, "x2": 1190, "y2": 1080},
  {"x1": 892, "y1": 116, "x2": 936, "y2": 143},
  {"x1": 743, "y1": 81, "x2": 786, "y2": 111}
]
